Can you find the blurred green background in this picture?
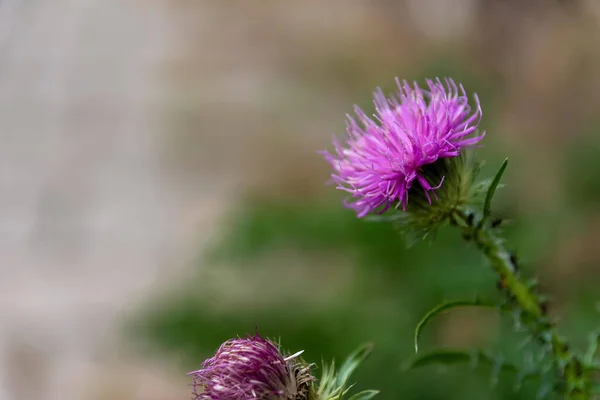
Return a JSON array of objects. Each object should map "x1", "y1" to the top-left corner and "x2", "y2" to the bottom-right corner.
[{"x1": 134, "y1": 1, "x2": 600, "y2": 399}]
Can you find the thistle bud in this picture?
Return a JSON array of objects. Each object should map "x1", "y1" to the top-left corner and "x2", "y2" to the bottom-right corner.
[{"x1": 189, "y1": 334, "x2": 314, "y2": 400}]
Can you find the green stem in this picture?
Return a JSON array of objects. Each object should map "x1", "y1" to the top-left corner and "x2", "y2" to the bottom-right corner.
[{"x1": 453, "y1": 210, "x2": 589, "y2": 399}]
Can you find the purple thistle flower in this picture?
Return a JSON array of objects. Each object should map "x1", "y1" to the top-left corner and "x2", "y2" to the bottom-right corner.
[
  {"x1": 189, "y1": 334, "x2": 314, "y2": 400},
  {"x1": 322, "y1": 78, "x2": 485, "y2": 217}
]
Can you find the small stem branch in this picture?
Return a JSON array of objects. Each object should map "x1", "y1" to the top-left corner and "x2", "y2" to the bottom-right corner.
[{"x1": 452, "y1": 210, "x2": 589, "y2": 399}]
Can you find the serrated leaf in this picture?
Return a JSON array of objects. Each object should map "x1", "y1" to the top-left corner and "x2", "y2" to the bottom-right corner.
[
  {"x1": 336, "y1": 343, "x2": 374, "y2": 388},
  {"x1": 483, "y1": 158, "x2": 508, "y2": 219},
  {"x1": 414, "y1": 299, "x2": 495, "y2": 353},
  {"x1": 347, "y1": 390, "x2": 379, "y2": 400}
]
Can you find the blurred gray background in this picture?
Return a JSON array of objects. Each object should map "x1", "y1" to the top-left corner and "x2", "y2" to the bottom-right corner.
[{"x1": 1, "y1": 1, "x2": 600, "y2": 399}]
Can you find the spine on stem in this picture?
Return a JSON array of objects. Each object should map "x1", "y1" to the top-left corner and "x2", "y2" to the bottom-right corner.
[{"x1": 453, "y1": 209, "x2": 588, "y2": 399}]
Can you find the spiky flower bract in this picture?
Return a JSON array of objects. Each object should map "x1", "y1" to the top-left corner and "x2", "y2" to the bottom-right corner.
[
  {"x1": 391, "y1": 151, "x2": 488, "y2": 246},
  {"x1": 323, "y1": 78, "x2": 485, "y2": 218},
  {"x1": 189, "y1": 334, "x2": 314, "y2": 400}
]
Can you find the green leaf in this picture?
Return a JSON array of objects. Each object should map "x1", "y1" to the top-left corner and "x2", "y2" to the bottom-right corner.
[
  {"x1": 404, "y1": 349, "x2": 519, "y2": 374},
  {"x1": 414, "y1": 299, "x2": 495, "y2": 353},
  {"x1": 347, "y1": 390, "x2": 379, "y2": 400},
  {"x1": 317, "y1": 360, "x2": 341, "y2": 399},
  {"x1": 483, "y1": 158, "x2": 508, "y2": 219},
  {"x1": 405, "y1": 349, "x2": 474, "y2": 370},
  {"x1": 336, "y1": 342, "x2": 374, "y2": 388},
  {"x1": 319, "y1": 343, "x2": 376, "y2": 400}
]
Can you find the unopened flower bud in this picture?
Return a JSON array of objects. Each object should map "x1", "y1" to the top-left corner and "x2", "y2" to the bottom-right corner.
[{"x1": 189, "y1": 334, "x2": 314, "y2": 400}]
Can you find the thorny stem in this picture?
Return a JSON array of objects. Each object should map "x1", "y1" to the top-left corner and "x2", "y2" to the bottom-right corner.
[{"x1": 452, "y1": 209, "x2": 590, "y2": 399}]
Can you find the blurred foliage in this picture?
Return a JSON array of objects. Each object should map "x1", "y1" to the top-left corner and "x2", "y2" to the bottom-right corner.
[{"x1": 564, "y1": 118, "x2": 600, "y2": 211}]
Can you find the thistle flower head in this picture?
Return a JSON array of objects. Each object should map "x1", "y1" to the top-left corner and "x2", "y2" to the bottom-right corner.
[
  {"x1": 189, "y1": 334, "x2": 314, "y2": 400},
  {"x1": 323, "y1": 77, "x2": 484, "y2": 217}
]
